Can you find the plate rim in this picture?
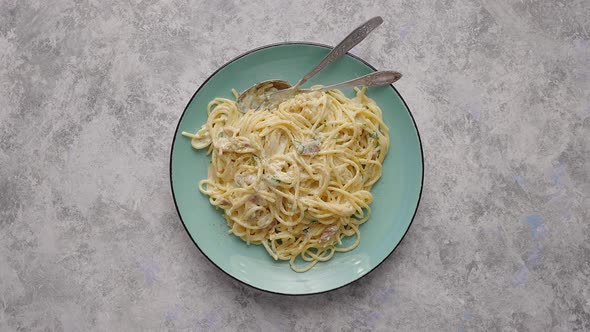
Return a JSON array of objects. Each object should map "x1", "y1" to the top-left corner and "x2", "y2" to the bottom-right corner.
[{"x1": 169, "y1": 41, "x2": 424, "y2": 296}]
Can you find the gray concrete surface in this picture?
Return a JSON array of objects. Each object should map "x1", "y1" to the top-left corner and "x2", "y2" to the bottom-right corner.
[{"x1": 1, "y1": 0, "x2": 589, "y2": 331}]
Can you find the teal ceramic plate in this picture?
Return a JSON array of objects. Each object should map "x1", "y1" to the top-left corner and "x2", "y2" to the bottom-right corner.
[{"x1": 170, "y1": 42, "x2": 423, "y2": 295}]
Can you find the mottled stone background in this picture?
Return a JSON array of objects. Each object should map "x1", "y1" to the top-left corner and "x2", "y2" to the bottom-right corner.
[{"x1": 1, "y1": 0, "x2": 589, "y2": 331}]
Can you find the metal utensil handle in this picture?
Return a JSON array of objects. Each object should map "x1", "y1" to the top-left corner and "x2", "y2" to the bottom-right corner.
[
  {"x1": 293, "y1": 16, "x2": 383, "y2": 89},
  {"x1": 313, "y1": 71, "x2": 402, "y2": 91}
]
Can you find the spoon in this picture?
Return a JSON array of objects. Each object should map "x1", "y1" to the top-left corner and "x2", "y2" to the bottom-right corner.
[
  {"x1": 259, "y1": 70, "x2": 402, "y2": 110},
  {"x1": 237, "y1": 16, "x2": 383, "y2": 113}
]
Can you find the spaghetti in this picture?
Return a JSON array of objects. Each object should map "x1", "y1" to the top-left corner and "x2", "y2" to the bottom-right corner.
[{"x1": 182, "y1": 87, "x2": 389, "y2": 272}]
